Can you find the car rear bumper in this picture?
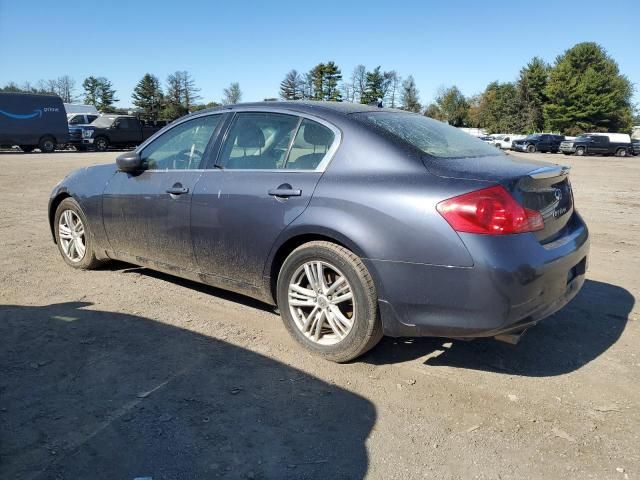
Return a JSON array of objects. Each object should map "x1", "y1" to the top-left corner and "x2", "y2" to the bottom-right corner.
[{"x1": 369, "y1": 213, "x2": 589, "y2": 338}]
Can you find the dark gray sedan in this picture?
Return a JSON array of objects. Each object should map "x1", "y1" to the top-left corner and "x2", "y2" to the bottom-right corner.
[{"x1": 49, "y1": 102, "x2": 589, "y2": 362}]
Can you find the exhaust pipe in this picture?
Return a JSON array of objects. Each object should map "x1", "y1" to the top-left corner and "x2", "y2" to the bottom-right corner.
[{"x1": 494, "y1": 329, "x2": 527, "y2": 345}]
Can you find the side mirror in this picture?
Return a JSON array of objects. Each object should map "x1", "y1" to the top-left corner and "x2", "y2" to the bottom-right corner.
[{"x1": 116, "y1": 151, "x2": 143, "y2": 172}]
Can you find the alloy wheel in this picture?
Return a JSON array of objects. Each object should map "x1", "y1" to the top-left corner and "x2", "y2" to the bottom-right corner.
[
  {"x1": 58, "y1": 210, "x2": 86, "y2": 262},
  {"x1": 287, "y1": 260, "x2": 355, "y2": 345}
]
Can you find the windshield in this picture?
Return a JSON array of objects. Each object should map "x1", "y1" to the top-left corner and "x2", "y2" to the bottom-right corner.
[
  {"x1": 524, "y1": 134, "x2": 541, "y2": 140},
  {"x1": 575, "y1": 135, "x2": 591, "y2": 142},
  {"x1": 353, "y1": 112, "x2": 500, "y2": 159},
  {"x1": 91, "y1": 116, "x2": 116, "y2": 128}
]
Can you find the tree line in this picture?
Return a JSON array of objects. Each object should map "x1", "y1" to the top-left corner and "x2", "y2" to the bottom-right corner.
[
  {"x1": 2, "y1": 42, "x2": 637, "y2": 132},
  {"x1": 279, "y1": 42, "x2": 636, "y2": 134},
  {"x1": 1, "y1": 72, "x2": 243, "y2": 121}
]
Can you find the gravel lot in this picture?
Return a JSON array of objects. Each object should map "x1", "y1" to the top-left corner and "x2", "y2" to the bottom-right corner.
[{"x1": 1, "y1": 150, "x2": 638, "y2": 479}]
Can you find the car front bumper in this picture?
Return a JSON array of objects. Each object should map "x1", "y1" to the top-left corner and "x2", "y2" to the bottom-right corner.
[
  {"x1": 369, "y1": 213, "x2": 589, "y2": 338},
  {"x1": 511, "y1": 144, "x2": 527, "y2": 152}
]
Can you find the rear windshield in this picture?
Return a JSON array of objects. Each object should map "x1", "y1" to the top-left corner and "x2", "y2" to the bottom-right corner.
[{"x1": 353, "y1": 112, "x2": 500, "y2": 159}]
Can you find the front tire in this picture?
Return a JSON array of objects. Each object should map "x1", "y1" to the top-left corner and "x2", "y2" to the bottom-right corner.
[
  {"x1": 94, "y1": 137, "x2": 109, "y2": 152},
  {"x1": 616, "y1": 148, "x2": 627, "y2": 157},
  {"x1": 54, "y1": 198, "x2": 103, "y2": 269},
  {"x1": 526, "y1": 144, "x2": 536, "y2": 153},
  {"x1": 576, "y1": 147, "x2": 585, "y2": 156},
  {"x1": 39, "y1": 136, "x2": 56, "y2": 153},
  {"x1": 277, "y1": 241, "x2": 383, "y2": 362}
]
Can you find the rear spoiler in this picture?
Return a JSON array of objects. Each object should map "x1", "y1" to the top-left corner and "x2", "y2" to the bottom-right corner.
[{"x1": 528, "y1": 165, "x2": 571, "y2": 179}]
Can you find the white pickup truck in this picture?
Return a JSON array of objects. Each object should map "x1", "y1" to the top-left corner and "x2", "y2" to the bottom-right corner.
[{"x1": 490, "y1": 134, "x2": 525, "y2": 150}]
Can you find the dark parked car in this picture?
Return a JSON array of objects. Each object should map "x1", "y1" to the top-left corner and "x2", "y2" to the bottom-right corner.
[
  {"x1": 78, "y1": 115, "x2": 163, "y2": 151},
  {"x1": 49, "y1": 102, "x2": 589, "y2": 361},
  {"x1": 512, "y1": 133, "x2": 565, "y2": 153},
  {"x1": 560, "y1": 134, "x2": 634, "y2": 157},
  {"x1": 0, "y1": 92, "x2": 69, "y2": 152}
]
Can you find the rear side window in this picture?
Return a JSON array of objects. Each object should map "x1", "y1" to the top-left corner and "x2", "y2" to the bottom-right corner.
[
  {"x1": 286, "y1": 119, "x2": 335, "y2": 170},
  {"x1": 353, "y1": 112, "x2": 499, "y2": 159},
  {"x1": 219, "y1": 113, "x2": 299, "y2": 170}
]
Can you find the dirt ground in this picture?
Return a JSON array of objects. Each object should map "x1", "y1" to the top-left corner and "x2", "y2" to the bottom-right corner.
[{"x1": 1, "y1": 149, "x2": 638, "y2": 480}]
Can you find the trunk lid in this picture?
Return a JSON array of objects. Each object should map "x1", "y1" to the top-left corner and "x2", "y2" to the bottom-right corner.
[{"x1": 425, "y1": 154, "x2": 574, "y2": 243}]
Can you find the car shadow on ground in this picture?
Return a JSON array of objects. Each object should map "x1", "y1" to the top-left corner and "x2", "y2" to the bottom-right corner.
[
  {"x1": 363, "y1": 279, "x2": 634, "y2": 376},
  {"x1": 0, "y1": 302, "x2": 374, "y2": 480}
]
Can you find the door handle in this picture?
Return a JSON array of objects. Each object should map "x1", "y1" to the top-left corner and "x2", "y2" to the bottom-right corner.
[
  {"x1": 166, "y1": 186, "x2": 189, "y2": 195},
  {"x1": 268, "y1": 188, "x2": 302, "y2": 198}
]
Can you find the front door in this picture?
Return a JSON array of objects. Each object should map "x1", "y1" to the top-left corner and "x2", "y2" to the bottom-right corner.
[
  {"x1": 191, "y1": 112, "x2": 338, "y2": 289},
  {"x1": 102, "y1": 113, "x2": 223, "y2": 270}
]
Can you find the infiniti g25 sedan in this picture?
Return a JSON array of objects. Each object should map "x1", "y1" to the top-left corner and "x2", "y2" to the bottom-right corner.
[{"x1": 49, "y1": 101, "x2": 589, "y2": 362}]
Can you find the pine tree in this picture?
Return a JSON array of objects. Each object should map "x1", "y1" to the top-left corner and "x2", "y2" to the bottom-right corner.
[
  {"x1": 279, "y1": 70, "x2": 304, "y2": 100},
  {"x1": 132, "y1": 73, "x2": 164, "y2": 120},
  {"x1": 400, "y1": 76, "x2": 421, "y2": 112},
  {"x1": 163, "y1": 72, "x2": 188, "y2": 120},
  {"x1": 322, "y1": 61, "x2": 342, "y2": 101},
  {"x1": 96, "y1": 77, "x2": 118, "y2": 112},
  {"x1": 82, "y1": 76, "x2": 100, "y2": 106},
  {"x1": 544, "y1": 42, "x2": 633, "y2": 134},
  {"x1": 180, "y1": 71, "x2": 201, "y2": 112},
  {"x1": 516, "y1": 57, "x2": 549, "y2": 133},
  {"x1": 361, "y1": 67, "x2": 385, "y2": 104},
  {"x1": 309, "y1": 63, "x2": 325, "y2": 100}
]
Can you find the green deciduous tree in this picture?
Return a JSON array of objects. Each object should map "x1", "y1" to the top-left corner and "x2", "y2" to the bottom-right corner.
[
  {"x1": 517, "y1": 57, "x2": 549, "y2": 133},
  {"x1": 424, "y1": 103, "x2": 445, "y2": 121},
  {"x1": 544, "y1": 42, "x2": 633, "y2": 134},
  {"x1": 477, "y1": 81, "x2": 520, "y2": 133},
  {"x1": 132, "y1": 73, "x2": 164, "y2": 120},
  {"x1": 434, "y1": 86, "x2": 469, "y2": 127},
  {"x1": 400, "y1": 75, "x2": 421, "y2": 113}
]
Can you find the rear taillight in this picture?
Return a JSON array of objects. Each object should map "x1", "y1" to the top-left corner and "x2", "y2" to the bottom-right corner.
[{"x1": 436, "y1": 185, "x2": 544, "y2": 235}]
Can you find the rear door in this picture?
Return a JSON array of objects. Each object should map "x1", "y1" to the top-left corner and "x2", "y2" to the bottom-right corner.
[
  {"x1": 191, "y1": 111, "x2": 339, "y2": 289},
  {"x1": 102, "y1": 113, "x2": 223, "y2": 270}
]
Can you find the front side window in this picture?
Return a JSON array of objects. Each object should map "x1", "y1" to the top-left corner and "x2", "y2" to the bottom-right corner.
[
  {"x1": 219, "y1": 112, "x2": 299, "y2": 169},
  {"x1": 141, "y1": 114, "x2": 221, "y2": 170},
  {"x1": 354, "y1": 112, "x2": 499, "y2": 159},
  {"x1": 286, "y1": 119, "x2": 335, "y2": 170},
  {"x1": 69, "y1": 115, "x2": 83, "y2": 124}
]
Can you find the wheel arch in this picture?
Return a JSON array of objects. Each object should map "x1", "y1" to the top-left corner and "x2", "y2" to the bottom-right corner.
[
  {"x1": 265, "y1": 229, "x2": 371, "y2": 306},
  {"x1": 48, "y1": 191, "x2": 72, "y2": 243}
]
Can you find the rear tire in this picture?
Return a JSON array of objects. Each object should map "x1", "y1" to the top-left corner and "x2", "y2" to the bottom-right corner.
[
  {"x1": 38, "y1": 136, "x2": 56, "y2": 153},
  {"x1": 277, "y1": 241, "x2": 383, "y2": 362},
  {"x1": 20, "y1": 145, "x2": 35, "y2": 153},
  {"x1": 54, "y1": 198, "x2": 103, "y2": 270},
  {"x1": 94, "y1": 137, "x2": 109, "y2": 152},
  {"x1": 526, "y1": 144, "x2": 536, "y2": 153}
]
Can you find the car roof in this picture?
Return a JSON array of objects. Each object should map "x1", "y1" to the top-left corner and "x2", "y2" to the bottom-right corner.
[{"x1": 190, "y1": 100, "x2": 401, "y2": 118}]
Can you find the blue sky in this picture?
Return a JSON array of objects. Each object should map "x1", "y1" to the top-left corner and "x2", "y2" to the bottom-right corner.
[{"x1": 0, "y1": 0, "x2": 637, "y2": 108}]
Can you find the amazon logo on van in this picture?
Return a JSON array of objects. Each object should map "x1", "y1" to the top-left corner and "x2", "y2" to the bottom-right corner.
[{"x1": 0, "y1": 109, "x2": 44, "y2": 120}]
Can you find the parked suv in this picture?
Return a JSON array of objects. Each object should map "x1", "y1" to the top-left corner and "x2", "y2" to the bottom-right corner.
[
  {"x1": 512, "y1": 134, "x2": 565, "y2": 153},
  {"x1": 79, "y1": 115, "x2": 163, "y2": 151},
  {"x1": 560, "y1": 133, "x2": 633, "y2": 157}
]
